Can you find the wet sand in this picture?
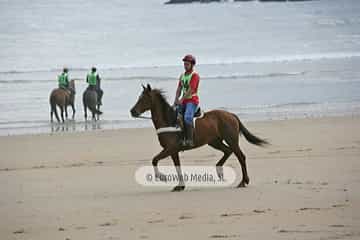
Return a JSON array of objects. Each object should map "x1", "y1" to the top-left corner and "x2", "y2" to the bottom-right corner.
[{"x1": 0, "y1": 116, "x2": 359, "y2": 240}]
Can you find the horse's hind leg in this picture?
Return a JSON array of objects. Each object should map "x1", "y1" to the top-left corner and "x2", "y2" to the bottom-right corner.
[
  {"x1": 71, "y1": 103, "x2": 75, "y2": 119},
  {"x1": 223, "y1": 128, "x2": 249, "y2": 188},
  {"x1": 92, "y1": 110, "x2": 96, "y2": 121},
  {"x1": 60, "y1": 106, "x2": 65, "y2": 123},
  {"x1": 65, "y1": 106, "x2": 68, "y2": 119},
  {"x1": 171, "y1": 153, "x2": 185, "y2": 192},
  {"x1": 208, "y1": 139, "x2": 233, "y2": 179},
  {"x1": 53, "y1": 105, "x2": 60, "y2": 123},
  {"x1": 97, "y1": 104, "x2": 100, "y2": 121},
  {"x1": 50, "y1": 108, "x2": 53, "y2": 122},
  {"x1": 232, "y1": 145, "x2": 249, "y2": 188},
  {"x1": 84, "y1": 105, "x2": 87, "y2": 121}
]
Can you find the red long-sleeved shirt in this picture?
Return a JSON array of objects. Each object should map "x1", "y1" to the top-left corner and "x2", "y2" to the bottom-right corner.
[{"x1": 177, "y1": 71, "x2": 200, "y2": 105}]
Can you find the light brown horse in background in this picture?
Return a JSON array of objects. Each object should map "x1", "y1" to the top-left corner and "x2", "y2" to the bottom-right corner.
[
  {"x1": 130, "y1": 84, "x2": 268, "y2": 192},
  {"x1": 49, "y1": 80, "x2": 76, "y2": 123}
]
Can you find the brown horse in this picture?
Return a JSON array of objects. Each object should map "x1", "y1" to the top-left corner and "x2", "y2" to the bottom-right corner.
[
  {"x1": 49, "y1": 80, "x2": 76, "y2": 123},
  {"x1": 130, "y1": 84, "x2": 268, "y2": 192}
]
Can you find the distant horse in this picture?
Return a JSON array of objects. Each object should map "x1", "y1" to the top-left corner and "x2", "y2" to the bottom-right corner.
[
  {"x1": 83, "y1": 87, "x2": 102, "y2": 120},
  {"x1": 49, "y1": 80, "x2": 76, "y2": 123},
  {"x1": 130, "y1": 84, "x2": 268, "y2": 192}
]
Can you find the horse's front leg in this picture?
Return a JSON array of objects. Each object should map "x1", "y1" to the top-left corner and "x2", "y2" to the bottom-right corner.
[
  {"x1": 152, "y1": 148, "x2": 177, "y2": 183},
  {"x1": 171, "y1": 153, "x2": 185, "y2": 192}
]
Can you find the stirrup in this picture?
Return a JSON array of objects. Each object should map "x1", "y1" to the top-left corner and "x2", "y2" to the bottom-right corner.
[{"x1": 185, "y1": 139, "x2": 194, "y2": 147}]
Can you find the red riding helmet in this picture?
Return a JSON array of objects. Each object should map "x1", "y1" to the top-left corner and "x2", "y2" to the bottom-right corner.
[{"x1": 182, "y1": 54, "x2": 196, "y2": 65}]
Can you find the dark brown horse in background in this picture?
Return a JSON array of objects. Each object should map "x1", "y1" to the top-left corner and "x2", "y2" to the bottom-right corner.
[
  {"x1": 83, "y1": 87, "x2": 102, "y2": 121},
  {"x1": 49, "y1": 80, "x2": 76, "y2": 123},
  {"x1": 130, "y1": 84, "x2": 268, "y2": 192}
]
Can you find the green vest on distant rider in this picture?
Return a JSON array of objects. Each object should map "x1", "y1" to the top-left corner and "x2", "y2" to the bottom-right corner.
[
  {"x1": 87, "y1": 72, "x2": 97, "y2": 86},
  {"x1": 58, "y1": 72, "x2": 69, "y2": 88},
  {"x1": 181, "y1": 71, "x2": 197, "y2": 99}
]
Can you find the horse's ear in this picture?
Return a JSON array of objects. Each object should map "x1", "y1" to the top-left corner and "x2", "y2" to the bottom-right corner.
[
  {"x1": 147, "y1": 84, "x2": 152, "y2": 91},
  {"x1": 142, "y1": 84, "x2": 146, "y2": 90}
]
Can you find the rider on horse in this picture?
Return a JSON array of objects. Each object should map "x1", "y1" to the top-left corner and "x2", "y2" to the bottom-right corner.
[
  {"x1": 58, "y1": 67, "x2": 69, "y2": 90},
  {"x1": 173, "y1": 54, "x2": 200, "y2": 147},
  {"x1": 86, "y1": 67, "x2": 103, "y2": 106}
]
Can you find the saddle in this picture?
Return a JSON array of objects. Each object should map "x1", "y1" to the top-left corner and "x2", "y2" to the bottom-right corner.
[
  {"x1": 59, "y1": 87, "x2": 73, "y2": 96},
  {"x1": 176, "y1": 106, "x2": 204, "y2": 132}
]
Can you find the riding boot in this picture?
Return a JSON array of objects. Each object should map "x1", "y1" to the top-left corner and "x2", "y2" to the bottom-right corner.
[
  {"x1": 185, "y1": 123, "x2": 194, "y2": 147},
  {"x1": 181, "y1": 123, "x2": 187, "y2": 146}
]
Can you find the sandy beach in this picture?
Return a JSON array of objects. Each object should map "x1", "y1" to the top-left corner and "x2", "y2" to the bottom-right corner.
[{"x1": 1, "y1": 116, "x2": 360, "y2": 240}]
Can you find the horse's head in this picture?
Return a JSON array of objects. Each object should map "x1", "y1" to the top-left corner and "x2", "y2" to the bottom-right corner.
[
  {"x1": 69, "y1": 79, "x2": 76, "y2": 92},
  {"x1": 130, "y1": 84, "x2": 153, "y2": 117}
]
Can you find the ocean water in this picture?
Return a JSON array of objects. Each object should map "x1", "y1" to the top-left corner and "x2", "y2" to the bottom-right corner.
[{"x1": 0, "y1": 0, "x2": 360, "y2": 135}]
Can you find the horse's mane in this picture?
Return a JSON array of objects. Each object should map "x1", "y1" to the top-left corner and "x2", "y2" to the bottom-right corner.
[{"x1": 152, "y1": 89, "x2": 177, "y2": 126}]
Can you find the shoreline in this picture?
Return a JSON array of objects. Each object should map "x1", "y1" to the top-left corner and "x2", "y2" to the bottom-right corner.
[{"x1": 1, "y1": 113, "x2": 360, "y2": 137}]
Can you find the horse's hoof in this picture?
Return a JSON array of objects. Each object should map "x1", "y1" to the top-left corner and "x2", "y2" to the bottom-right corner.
[
  {"x1": 244, "y1": 176, "x2": 250, "y2": 185},
  {"x1": 237, "y1": 182, "x2": 246, "y2": 188},
  {"x1": 172, "y1": 185, "x2": 185, "y2": 192},
  {"x1": 216, "y1": 167, "x2": 224, "y2": 180}
]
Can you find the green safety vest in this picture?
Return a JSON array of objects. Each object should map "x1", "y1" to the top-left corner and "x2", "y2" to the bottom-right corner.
[
  {"x1": 87, "y1": 72, "x2": 97, "y2": 86},
  {"x1": 180, "y1": 71, "x2": 198, "y2": 99},
  {"x1": 58, "y1": 73, "x2": 68, "y2": 87}
]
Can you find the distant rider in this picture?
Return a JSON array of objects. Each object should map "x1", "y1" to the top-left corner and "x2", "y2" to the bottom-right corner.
[
  {"x1": 58, "y1": 67, "x2": 69, "y2": 90},
  {"x1": 86, "y1": 67, "x2": 104, "y2": 105}
]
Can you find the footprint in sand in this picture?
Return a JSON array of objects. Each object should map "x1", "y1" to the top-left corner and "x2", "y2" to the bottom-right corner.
[
  {"x1": 253, "y1": 209, "x2": 267, "y2": 214},
  {"x1": 179, "y1": 215, "x2": 193, "y2": 220},
  {"x1": 299, "y1": 207, "x2": 322, "y2": 211},
  {"x1": 0, "y1": 168, "x2": 13, "y2": 171},
  {"x1": 335, "y1": 146, "x2": 356, "y2": 150},
  {"x1": 13, "y1": 229, "x2": 25, "y2": 234},
  {"x1": 66, "y1": 163, "x2": 85, "y2": 168},
  {"x1": 278, "y1": 229, "x2": 316, "y2": 233},
  {"x1": 209, "y1": 234, "x2": 240, "y2": 238},
  {"x1": 332, "y1": 204, "x2": 348, "y2": 208},
  {"x1": 296, "y1": 148, "x2": 312, "y2": 152},
  {"x1": 99, "y1": 222, "x2": 117, "y2": 227},
  {"x1": 147, "y1": 219, "x2": 164, "y2": 224},
  {"x1": 329, "y1": 224, "x2": 345, "y2": 228},
  {"x1": 220, "y1": 213, "x2": 243, "y2": 217},
  {"x1": 268, "y1": 150, "x2": 280, "y2": 154},
  {"x1": 74, "y1": 226, "x2": 87, "y2": 230},
  {"x1": 32, "y1": 165, "x2": 46, "y2": 169}
]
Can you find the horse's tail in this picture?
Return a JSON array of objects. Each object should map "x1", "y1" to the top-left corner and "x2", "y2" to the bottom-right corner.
[
  {"x1": 89, "y1": 105, "x2": 103, "y2": 115},
  {"x1": 232, "y1": 114, "x2": 268, "y2": 146},
  {"x1": 83, "y1": 89, "x2": 102, "y2": 116}
]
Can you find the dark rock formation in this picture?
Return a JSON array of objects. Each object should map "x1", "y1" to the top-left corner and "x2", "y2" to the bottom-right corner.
[{"x1": 165, "y1": 0, "x2": 221, "y2": 4}]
